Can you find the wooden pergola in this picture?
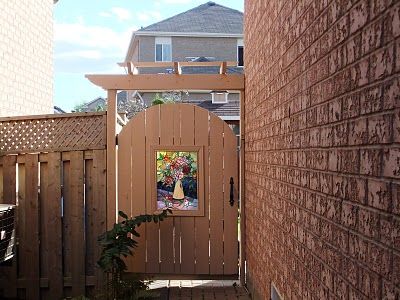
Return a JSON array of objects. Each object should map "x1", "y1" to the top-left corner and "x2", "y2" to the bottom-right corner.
[{"x1": 86, "y1": 61, "x2": 246, "y2": 283}]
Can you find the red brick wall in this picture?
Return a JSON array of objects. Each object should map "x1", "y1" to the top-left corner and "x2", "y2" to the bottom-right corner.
[{"x1": 243, "y1": 0, "x2": 400, "y2": 299}]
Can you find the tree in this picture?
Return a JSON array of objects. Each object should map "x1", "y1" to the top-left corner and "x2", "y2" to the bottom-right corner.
[
  {"x1": 151, "y1": 91, "x2": 188, "y2": 106},
  {"x1": 72, "y1": 102, "x2": 87, "y2": 112},
  {"x1": 151, "y1": 93, "x2": 165, "y2": 105},
  {"x1": 117, "y1": 94, "x2": 146, "y2": 119}
]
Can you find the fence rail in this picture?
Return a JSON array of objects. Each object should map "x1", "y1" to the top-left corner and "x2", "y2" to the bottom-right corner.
[{"x1": 0, "y1": 150, "x2": 107, "y2": 299}]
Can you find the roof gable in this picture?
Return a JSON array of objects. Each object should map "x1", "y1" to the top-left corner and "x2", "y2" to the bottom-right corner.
[{"x1": 139, "y1": 2, "x2": 243, "y2": 34}]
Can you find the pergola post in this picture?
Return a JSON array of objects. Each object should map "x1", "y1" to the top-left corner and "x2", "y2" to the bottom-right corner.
[{"x1": 107, "y1": 89, "x2": 118, "y2": 228}]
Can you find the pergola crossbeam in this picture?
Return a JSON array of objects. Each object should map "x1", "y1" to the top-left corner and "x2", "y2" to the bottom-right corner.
[
  {"x1": 118, "y1": 61, "x2": 238, "y2": 69},
  {"x1": 85, "y1": 74, "x2": 244, "y2": 91}
]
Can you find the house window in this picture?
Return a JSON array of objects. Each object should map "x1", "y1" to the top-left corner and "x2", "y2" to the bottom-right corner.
[
  {"x1": 155, "y1": 37, "x2": 172, "y2": 62},
  {"x1": 237, "y1": 39, "x2": 244, "y2": 67},
  {"x1": 211, "y1": 91, "x2": 229, "y2": 104}
]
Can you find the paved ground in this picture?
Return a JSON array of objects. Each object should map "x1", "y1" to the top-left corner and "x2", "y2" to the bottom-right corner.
[{"x1": 149, "y1": 280, "x2": 251, "y2": 299}]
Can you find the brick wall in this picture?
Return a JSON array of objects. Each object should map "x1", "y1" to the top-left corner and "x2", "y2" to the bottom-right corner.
[
  {"x1": 136, "y1": 35, "x2": 240, "y2": 64},
  {"x1": 244, "y1": 0, "x2": 400, "y2": 299},
  {"x1": 172, "y1": 37, "x2": 239, "y2": 61},
  {"x1": 0, "y1": 0, "x2": 53, "y2": 117}
]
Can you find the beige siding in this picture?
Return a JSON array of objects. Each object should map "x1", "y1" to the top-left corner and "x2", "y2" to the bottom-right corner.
[{"x1": 0, "y1": 0, "x2": 53, "y2": 117}]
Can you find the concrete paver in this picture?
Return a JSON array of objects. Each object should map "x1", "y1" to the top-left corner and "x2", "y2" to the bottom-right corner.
[{"x1": 149, "y1": 280, "x2": 251, "y2": 299}]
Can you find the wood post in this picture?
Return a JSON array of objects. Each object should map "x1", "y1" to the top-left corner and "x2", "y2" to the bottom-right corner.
[
  {"x1": 239, "y1": 90, "x2": 246, "y2": 286},
  {"x1": 107, "y1": 89, "x2": 118, "y2": 228}
]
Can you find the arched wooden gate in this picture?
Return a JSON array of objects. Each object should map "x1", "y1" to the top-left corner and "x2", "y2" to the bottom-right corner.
[{"x1": 117, "y1": 103, "x2": 239, "y2": 276}]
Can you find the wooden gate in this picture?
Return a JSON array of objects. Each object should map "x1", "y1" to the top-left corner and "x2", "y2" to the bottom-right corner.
[{"x1": 118, "y1": 104, "x2": 238, "y2": 276}]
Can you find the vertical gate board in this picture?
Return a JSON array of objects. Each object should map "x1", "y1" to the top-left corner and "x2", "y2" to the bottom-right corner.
[
  {"x1": 159, "y1": 104, "x2": 175, "y2": 273},
  {"x1": 194, "y1": 107, "x2": 210, "y2": 274},
  {"x1": 45, "y1": 152, "x2": 63, "y2": 299},
  {"x1": 209, "y1": 115, "x2": 224, "y2": 274},
  {"x1": 223, "y1": 124, "x2": 239, "y2": 274},
  {"x1": 92, "y1": 150, "x2": 107, "y2": 290},
  {"x1": 1, "y1": 155, "x2": 17, "y2": 298},
  {"x1": 180, "y1": 104, "x2": 195, "y2": 274},
  {"x1": 118, "y1": 126, "x2": 132, "y2": 220},
  {"x1": 24, "y1": 154, "x2": 40, "y2": 300},
  {"x1": 69, "y1": 151, "x2": 85, "y2": 296},
  {"x1": 173, "y1": 107, "x2": 182, "y2": 273},
  {"x1": 85, "y1": 158, "x2": 94, "y2": 277},
  {"x1": 117, "y1": 126, "x2": 132, "y2": 273},
  {"x1": 130, "y1": 114, "x2": 146, "y2": 272},
  {"x1": 145, "y1": 106, "x2": 161, "y2": 273}
]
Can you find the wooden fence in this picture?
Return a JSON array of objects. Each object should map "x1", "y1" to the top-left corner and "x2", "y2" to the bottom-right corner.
[{"x1": 0, "y1": 113, "x2": 107, "y2": 300}]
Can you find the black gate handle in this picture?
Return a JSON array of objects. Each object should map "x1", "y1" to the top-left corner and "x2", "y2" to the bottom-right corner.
[{"x1": 229, "y1": 177, "x2": 234, "y2": 206}]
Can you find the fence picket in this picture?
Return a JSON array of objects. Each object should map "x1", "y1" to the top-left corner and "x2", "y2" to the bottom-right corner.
[
  {"x1": 69, "y1": 151, "x2": 85, "y2": 296},
  {"x1": 24, "y1": 154, "x2": 40, "y2": 300},
  {"x1": 85, "y1": 157, "x2": 95, "y2": 281},
  {"x1": 1, "y1": 155, "x2": 17, "y2": 298},
  {"x1": 92, "y1": 150, "x2": 107, "y2": 292},
  {"x1": 46, "y1": 152, "x2": 63, "y2": 298},
  {"x1": 0, "y1": 160, "x2": 3, "y2": 202},
  {"x1": 62, "y1": 159, "x2": 72, "y2": 283}
]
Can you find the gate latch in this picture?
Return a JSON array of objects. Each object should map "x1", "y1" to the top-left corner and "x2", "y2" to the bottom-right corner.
[{"x1": 229, "y1": 177, "x2": 234, "y2": 207}]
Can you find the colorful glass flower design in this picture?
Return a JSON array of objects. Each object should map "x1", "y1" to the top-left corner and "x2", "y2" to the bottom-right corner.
[{"x1": 156, "y1": 151, "x2": 198, "y2": 210}]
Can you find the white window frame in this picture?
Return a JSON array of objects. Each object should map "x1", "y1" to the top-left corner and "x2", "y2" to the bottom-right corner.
[
  {"x1": 211, "y1": 91, "x2": 229, "y2": 104},
  {"x1": 155, "y1": 37, "x2": 172, "y2": 62},
  {"x1": 237, "y1": 39, "x2": 244, "y2": 67}
]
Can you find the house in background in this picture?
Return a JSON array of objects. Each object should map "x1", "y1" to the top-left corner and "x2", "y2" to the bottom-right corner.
[
  {"x1": 0, "y1": 0, "x2": 54, "y2": 117},
  {"x1": 53, "y1": 106, "x2": 66, "y2": 114},
  {"x1": 76, "y1": 91, "x2": 145, "y2": 119},
  {"x1": 124, "y1": 1, "x2": 243, "y2": 128}
]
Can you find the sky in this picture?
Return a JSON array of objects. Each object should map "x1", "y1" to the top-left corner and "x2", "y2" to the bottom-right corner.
[{"x1": 54, "y1": 0, "x2": 244, "y2": 112}]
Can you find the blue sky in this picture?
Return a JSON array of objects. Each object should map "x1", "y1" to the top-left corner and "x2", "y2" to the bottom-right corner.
[{"x1": 54, "y1": 0, "x2": 244, "y2": 111}]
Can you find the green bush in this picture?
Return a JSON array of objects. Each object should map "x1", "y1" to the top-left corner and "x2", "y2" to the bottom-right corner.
[{"x1": 97, "y1": 209, "x2": 172, "y2": 299}]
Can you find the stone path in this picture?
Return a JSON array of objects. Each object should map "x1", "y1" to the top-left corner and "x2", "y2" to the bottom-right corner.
[{"x1": 148, "y1": 280, "x2": 251, "y2": 299}]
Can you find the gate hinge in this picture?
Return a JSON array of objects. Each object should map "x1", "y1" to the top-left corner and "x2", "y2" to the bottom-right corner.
[{"x1": 116, "y1": 134, "x2": 119, "y2": 146}]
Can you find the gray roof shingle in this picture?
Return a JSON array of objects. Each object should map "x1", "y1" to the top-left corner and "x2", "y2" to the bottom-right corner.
[
  {"x1": 139, "y1": 1, "x2": 243, "y2": 34},
  {"x1": 184, "y1": 99, "x2": 239, "y2": 117}
]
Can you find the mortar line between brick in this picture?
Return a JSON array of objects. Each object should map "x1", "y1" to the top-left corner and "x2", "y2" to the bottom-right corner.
[
  {"x1": 245, "y1": 53, "x2": 400, "y2": 118},
  {"x1": 245, "y1": 172, "x2": 400, "y2": 245}
]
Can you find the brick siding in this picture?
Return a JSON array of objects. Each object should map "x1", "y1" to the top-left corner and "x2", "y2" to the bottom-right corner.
[
  {"x1": 244, "y1": 0, "x2": 400, "y2": 299},
  {"x1": 171, "y1": 37, "x2": 238, "y2": 61},
  {"x1": 0, "y1": 0, "x2": 53, "y2": 117},
  {"x1": 136, "y1": 36, "x2": 240, "y2": 62}
]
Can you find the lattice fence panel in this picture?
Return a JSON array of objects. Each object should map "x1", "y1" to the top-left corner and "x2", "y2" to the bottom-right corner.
[{"x1": 0, "y1": 113, "x2": 106, "y2": 155}]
